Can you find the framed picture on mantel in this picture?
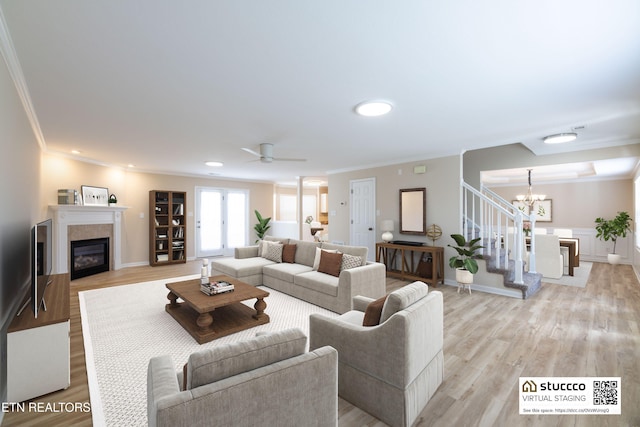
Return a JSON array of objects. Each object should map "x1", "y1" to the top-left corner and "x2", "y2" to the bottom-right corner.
[{"x1": 81, "y1": 185, "x2": 109, "y2": 206}]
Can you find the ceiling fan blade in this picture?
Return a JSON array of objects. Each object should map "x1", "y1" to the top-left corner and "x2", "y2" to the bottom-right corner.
[
  {"x1": 241, "y1": 147, "x2": 261, "y2": 157},
  {"x1": 272, "y1": 157, "x2": 307, "y2": 162}
]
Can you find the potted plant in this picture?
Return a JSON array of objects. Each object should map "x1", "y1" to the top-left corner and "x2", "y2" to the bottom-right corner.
[
  {"x1": 253, "y1": 210, "x2": 271, "y2": 243},
  {"x1": 595, "y1": 211, "x2": 632, "y2": 264},
  {"x1": 448, "y1": 234, "x2": 484, "y2": 284}
]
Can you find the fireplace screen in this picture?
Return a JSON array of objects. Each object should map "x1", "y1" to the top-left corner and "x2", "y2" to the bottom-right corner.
[{"x1": 71, "y1": 237, "x2": 110, "y2": 280}]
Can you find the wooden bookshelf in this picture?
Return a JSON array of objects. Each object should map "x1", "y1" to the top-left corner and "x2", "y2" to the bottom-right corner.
[{"x1": 149, "y1": 190, "x2": 186, "y2": 266}]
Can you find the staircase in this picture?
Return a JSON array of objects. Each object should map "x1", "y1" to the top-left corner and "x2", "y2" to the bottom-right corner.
[{"x1": 461, "y1": 181, "x2": 542, "y2": 299}]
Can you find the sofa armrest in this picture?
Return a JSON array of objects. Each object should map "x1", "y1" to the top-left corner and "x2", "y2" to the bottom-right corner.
[
  {"x1": 338, "y1": 262, "x2": 386, "y2": 301},
  {"x1": 352, "y1": 295, "x2": 375, "y2": 312},
  {"x1": 147, "y1": 355, "x2": 183, "y2": 427},
  {"x1": 235, "y1": 245, "x2": 259, "y2": 259}
]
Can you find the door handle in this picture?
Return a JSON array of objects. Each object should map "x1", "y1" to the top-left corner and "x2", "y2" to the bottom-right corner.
[{"x1": 368, "y1": 227, "x2": 373, "y2": 231}]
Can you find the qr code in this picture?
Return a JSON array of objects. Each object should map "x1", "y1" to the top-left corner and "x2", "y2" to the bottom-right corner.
[{"x1": 593, "y1": 380, "x2": 618, "y2": 405}]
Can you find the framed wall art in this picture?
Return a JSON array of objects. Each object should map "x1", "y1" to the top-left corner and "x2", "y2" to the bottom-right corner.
[
  {"x1": 81, "y1": 185, "x2": 109, "y2": 206},
  {"x1": 532, "y1": 199, "x2": 552, "y2": 222},
  {"x1": 511, "y1": 200, "x2": 529, "y2": 215}
]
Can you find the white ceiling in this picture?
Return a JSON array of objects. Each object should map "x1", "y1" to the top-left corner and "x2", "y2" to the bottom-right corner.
[
  {"x1": 1, "y1": 1, "x2": 639, "y2": 184},
  {"x1": 481, "y1": 157, "x2": 640, "y2": 186}
]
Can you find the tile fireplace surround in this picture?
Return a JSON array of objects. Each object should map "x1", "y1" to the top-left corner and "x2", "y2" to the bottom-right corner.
[{"x1": 49, "y1": 205, "x2": 128, "y2": 275}]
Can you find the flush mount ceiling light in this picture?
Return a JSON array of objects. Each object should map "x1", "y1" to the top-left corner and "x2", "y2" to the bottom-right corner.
[
  {"x1": 205, "y1": 161, "x2": 223, "y2": 167},
  {"x1": 543, "y1": 133, "x2": 577, "y2": 144},
  {"x1": 354, "y1": 100, "x2": 393, "y2": 117}
]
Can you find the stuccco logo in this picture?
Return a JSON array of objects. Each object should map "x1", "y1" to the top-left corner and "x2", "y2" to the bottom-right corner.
[{"x1": 522, "y1": 379, "x2": 586, "y2": 392}]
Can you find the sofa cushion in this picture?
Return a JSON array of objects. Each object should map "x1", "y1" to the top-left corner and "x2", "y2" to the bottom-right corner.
[
  {"x1": 185, "y1": 328, "x2": 307, "y2": 390},
  {"x1": 321, "y1": 242, "x2": 367, "y2": 266},
  {"x1": 212, "y1": 257, "x2": 275, "y2": 277},
  {"x1": 380, "y1": 281, "x2": 429, "y2": 324},
  {"x1": 288, "y1": 239, "x2": 321, "y2": 267},
  {"x1": 282, "y1": 244, "x2": 297, "y2": 263},
  {"x1": 340, "y1": 253, "x2": 363, "y2": 271},
  {"x1": 294, "y1": 271, "x2": 340, "y2": 297},
  {"x1": 312, "y1": 248, "x2": 338, "y2": 270},
  {"x1": 264, "y1": 242, "x2": 283, "y2": 263},
  {"x1": 362, "y1": 294, "x2": 389, "y2": 326},
  {"x1": 318, "y1": 251, "x2": 343, "y2": 277},
  {"x1": 263, "y1": 262, "x2": 314, "y2": 282}
]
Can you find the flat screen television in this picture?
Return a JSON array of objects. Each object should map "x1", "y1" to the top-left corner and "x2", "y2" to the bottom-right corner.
[{"x1": 32, "y1": 218, "x2": 53, "y2": 318}]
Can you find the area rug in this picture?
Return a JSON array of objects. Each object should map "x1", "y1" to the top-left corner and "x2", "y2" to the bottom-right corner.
[
  {"x1": 79, "y1": 275, "x2": 339, "y2": 427},
  {"x1": 542, "y1": 261, "x2": 593, "y2": 288}
]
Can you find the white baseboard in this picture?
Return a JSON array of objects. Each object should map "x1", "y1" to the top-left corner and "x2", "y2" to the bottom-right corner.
[{"x1": 443, "y1": 279, "x2": 522, "y2": 298}]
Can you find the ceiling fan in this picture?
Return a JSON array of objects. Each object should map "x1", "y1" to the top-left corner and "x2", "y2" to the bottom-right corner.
[{"x1": 241, "y1": 143, "x2": 306, "y2": 163}]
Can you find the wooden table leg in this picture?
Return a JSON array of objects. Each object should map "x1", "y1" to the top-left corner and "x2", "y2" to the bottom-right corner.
[
  {"x1": 253, "y1": 297, "x2": 267, "y2": 320},
  {"x1": 167, "y1": 291, "x2": 178, "y2": 306},
  {"x1": 196, "y1": 312, "x2": 213, "y2": 330}
]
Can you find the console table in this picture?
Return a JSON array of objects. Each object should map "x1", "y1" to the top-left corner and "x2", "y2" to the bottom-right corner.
[
  {"x1": 7, "y1": 274, "x2": 70, "y2": 402},
  {"x1": 376, "y1": 242, "x2": 445, "y2": 287}
]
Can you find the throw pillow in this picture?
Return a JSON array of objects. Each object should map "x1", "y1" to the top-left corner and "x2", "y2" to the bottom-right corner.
[
  {"x1": 362, "y1": 294, "x2": 389, "y2": 326},
  {"x1": 312, "y1": 248, "x2": 338, "y2": 270},
  {"x1": 340, "y1": 253, "x2": 362, "y2": 271},
  {"x1": 282, "y1": 244, "x2": 297, "y2": 263},
  {"x1": 318, "y1": 251, "x2": 343, "y2": 277},
  {"x1": 264, "y1": 242, "x2": 283, "y2": 263},
  {"x1": 258, "y1": 240, "x2": 282, "y2": 258}
]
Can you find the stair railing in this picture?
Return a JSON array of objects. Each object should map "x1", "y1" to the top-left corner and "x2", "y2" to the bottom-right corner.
[{"x1": 461, "y1": 181, "x2": 537, "y2": 285}]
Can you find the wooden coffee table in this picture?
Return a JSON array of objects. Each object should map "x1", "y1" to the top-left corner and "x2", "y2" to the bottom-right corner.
[{"x1": 165, "y1": 275, "x2": 269, "y2": 344}]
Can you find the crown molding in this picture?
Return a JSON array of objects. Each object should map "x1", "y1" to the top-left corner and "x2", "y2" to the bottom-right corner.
[{"x1": 0, "y1": 5, "x2": 46, "y2": 150}]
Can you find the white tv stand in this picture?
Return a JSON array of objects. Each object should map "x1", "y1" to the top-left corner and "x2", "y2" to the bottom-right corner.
[{"x1": 7, "y1": 274, "x2": 70, "y2": 402}]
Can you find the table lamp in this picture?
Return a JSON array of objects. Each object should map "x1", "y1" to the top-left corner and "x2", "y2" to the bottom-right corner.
[{"x1": 381, "y1": 220, "x2": 394, "y2": 242}]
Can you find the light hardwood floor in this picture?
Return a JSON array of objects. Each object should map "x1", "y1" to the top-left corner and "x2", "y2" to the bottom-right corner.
[{"x1": 2, "y1": 261, "x2": 639, "y2": 427}]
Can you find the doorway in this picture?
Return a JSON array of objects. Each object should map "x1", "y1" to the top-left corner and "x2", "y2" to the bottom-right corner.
[{"x1": 195, "y1": 187, "x2": 249, "y2": 258}]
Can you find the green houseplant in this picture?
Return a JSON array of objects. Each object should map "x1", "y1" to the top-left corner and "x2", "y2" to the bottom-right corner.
[
  {"x1": 448, "y1": 234, "x2": 484, "y2": 283},
  {"x1": 253, "y1": 210, "x2": 271, "y2": 243},
  {"x1": 595, "y1": 211, "x2": 632, "y2": 264}
]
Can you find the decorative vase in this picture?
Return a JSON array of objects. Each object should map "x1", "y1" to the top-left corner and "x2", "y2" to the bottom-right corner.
[
  {"x1": 456, "y1": 268, "x2": 474, "y2": 284},
  {"x1": 381, "y1": 231, "x2": 393, "y2": 242},
  {"x1": 607, "y1": 253, "x2": 621, "y2": 265}
]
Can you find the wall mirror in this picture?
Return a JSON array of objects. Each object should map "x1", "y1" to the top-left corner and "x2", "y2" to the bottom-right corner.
[{"x1": 399, "y1": 188, "x2": 426, "y2": 234}]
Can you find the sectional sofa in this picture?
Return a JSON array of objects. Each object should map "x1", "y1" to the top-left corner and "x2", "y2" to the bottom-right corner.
[{"x1": 211, "y1": 236, "x2": 386, "y2": 314}]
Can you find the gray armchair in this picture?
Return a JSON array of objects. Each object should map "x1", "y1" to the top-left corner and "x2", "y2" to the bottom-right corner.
[
  {"x1": 309, "y1": 281, "x2": 444, "y2": 427},
  {"x1": 147, "y1": 328, "x2": 338, "y2": 427}
]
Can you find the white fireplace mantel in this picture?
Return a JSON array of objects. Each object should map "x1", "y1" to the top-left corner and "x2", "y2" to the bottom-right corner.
[{"x1": 48, "y1": 205, "x2": 128, "y2": 274}]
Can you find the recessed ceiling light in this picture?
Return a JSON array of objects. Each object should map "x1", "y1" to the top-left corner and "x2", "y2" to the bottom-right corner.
[
  {"x1": 71, "y1": 149, "x2": 82, "y2": 154},
  {"x1": 354, "y1": 101, "x2": 393, "y2": 117},
  {"x1": 127, "y1": 164, "x2": 135, "y2": 168},
  {"x1": 205, "y1": 161, "x2": 223, "y2": 167},
  {"x1": 543, "y1": 133, "x2": 577, "y2": 144}
]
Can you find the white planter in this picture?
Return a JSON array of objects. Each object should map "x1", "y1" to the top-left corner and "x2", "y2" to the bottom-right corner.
[
  {"x1": 456, "y1": 268, "x2": 474, "y2": 284},
  {"x1": 607, "y1": 253, "x2": 621, "y2": 264}
]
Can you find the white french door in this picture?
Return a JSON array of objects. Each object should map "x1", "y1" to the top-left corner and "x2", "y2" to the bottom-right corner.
[{"x1": 195, "y1": 187, "x2": 249, "y2": 257}]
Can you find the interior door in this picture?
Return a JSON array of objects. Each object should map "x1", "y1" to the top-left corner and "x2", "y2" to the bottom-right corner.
[
  {"x1": 350, "y1": 178, "x2": 376, "y2": 261},
  {"x1": 196, "y1": 187, "x2": 248, "y2": 258}
]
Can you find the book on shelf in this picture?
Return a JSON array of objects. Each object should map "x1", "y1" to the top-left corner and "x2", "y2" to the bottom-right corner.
[{"x1": 156, "y1": 254, "x2": 169, "y2": 262}]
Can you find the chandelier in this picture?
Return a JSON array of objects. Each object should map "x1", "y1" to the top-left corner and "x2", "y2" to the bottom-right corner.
[{"x1": 516, "y1": 169, "x2": 545, "y2": 207}]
